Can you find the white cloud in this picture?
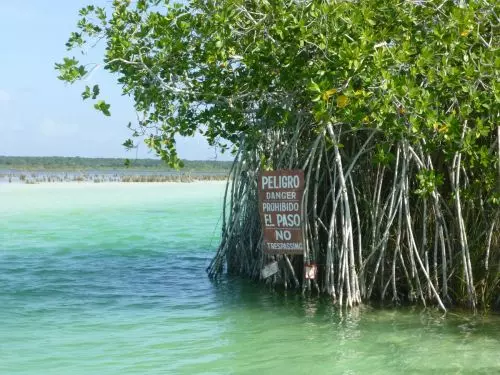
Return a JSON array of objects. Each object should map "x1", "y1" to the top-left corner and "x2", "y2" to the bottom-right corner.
[
  {"x1": 0, "y1": 89, "x2": 11, "y2": 102},
  {"x1": 39, "y1": 118, "x2": 79, "y2": 137}
]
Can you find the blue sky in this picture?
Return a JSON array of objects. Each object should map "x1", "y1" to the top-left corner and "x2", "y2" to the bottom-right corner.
[{"x1": 0, "y1": 0, "x2": 228, "y2": 160}]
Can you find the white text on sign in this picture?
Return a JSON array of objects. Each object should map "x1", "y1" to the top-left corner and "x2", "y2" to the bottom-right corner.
[
  {"x1": 258, "y1": 170, "x2": 305, "y2": 255},
  {"x1": 261, "y1": 175, "x2": 300, "y2": 190}
]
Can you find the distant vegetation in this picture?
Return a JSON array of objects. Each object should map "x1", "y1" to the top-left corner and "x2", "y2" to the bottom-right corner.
[{"x1": 0, "y1": 156, "x2": 233, "y2": 172}]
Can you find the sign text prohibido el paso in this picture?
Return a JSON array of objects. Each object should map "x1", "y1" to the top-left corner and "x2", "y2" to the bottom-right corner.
[{"x1": 258, "y1": 170, "x2": 305, "y2": 255}]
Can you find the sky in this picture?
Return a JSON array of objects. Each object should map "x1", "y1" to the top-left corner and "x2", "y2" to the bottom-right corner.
[{"x1": 0, "y1": 0, "x2": 229, "y2": 160}]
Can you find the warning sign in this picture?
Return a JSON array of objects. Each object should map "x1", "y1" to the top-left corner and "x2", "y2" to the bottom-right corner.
[{"x1": 258, "y1": 170, "x2": 305, "y2": 255}]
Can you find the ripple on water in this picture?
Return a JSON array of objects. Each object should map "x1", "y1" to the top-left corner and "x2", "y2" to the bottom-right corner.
[{"x1": 0, "y1": 183, "x2": 499, "y2": 374}]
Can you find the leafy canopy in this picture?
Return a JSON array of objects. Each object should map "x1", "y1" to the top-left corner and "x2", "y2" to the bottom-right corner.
[{"x1": 57, "y1": 0, "x2": 498, "y2": 193}]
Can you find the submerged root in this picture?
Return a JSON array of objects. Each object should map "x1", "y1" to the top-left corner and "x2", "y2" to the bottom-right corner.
[{"x1": 208, "y1": 124, "x2": 500, "y2": 311}]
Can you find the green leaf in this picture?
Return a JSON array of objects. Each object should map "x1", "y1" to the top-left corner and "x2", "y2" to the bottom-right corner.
[
  {"x1": 122, "y1": 139, "x2": 134, "y2": 150},
  {"x1": 54, "y1": 57, "x2": 87, "y2": 83},
  {"x1": 92, "y1": 85, "x2": 100, "y2": 99},
  {"x1": 308, "y1": 80, "x2": 321, "y2": 93},
  {"x1": 94, "y1": 100, "x2": 111, "y2": 116},
  {"x1": 81, "y1": 86, "x2": 91, "y2": 100}
]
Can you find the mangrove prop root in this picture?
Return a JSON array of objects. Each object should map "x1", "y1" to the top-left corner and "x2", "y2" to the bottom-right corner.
[{"x1": 207, "y1": 124, "x2": 500, "y2": 311}]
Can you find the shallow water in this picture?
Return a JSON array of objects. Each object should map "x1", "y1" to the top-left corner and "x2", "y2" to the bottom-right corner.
[{"x1": 1, "y1": 183, "x2": 499, "y2": 374}]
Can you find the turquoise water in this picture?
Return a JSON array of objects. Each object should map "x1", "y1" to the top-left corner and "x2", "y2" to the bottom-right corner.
[{"x1": 1, "y1": 183, "x2": 499, "y2": 374}]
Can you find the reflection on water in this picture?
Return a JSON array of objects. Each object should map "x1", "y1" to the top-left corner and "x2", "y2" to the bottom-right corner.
[{"x1": 0, "y1": 183, "x2": 498, "y2": 374}]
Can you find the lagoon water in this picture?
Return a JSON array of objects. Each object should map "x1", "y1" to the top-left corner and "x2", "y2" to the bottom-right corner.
[{"x1": 1, "y1": 183, "x2": 499, "y2": 374}]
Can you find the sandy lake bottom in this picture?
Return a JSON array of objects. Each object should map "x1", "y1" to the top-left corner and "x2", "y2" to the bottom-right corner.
[{"x1": 1, "y1": 182, "x2": 499, "y2": 374}]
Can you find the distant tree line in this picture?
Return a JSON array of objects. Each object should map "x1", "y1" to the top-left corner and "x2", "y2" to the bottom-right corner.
[{"x1": 0, "y1": 156, "x2": 233, "y2": 172}]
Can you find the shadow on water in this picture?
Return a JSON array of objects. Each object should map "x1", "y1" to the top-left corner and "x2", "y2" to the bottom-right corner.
[
  {"x1": 209, "y1": 273, "x2": 500, "y2": 339},
  {"x1": 1, "y1": 246, "x2": 499, "y2": 374},
  {"x1": 201, "y1": 275, "x2": 499, "y2": 374},
  {"x1": 1, "y1": 182, "x2": 497, "y2": 374}
]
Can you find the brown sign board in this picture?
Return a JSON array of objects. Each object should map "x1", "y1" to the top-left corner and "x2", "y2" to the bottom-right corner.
[{"x1": 258, "y1": 170, "x2": 305, "y2": 255}]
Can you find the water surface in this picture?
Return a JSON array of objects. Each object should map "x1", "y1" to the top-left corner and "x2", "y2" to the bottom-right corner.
[{"x1": 1, "y1": 183, "x2": 499, "y2": 374}]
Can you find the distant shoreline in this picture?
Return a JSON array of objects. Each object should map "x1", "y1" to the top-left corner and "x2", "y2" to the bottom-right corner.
[
  {"x1": 0, "y1": 170, "x2": 229, "y2": 184},
  {"x1": 0, "y1": 156, "x2": 232, "y2": 184},
  {"x1": 0, "y1": 156, "x2": 233, "y2": 173},
  {"x1": 0, "y1": 180, "x2": 228, "y2": 188}
]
